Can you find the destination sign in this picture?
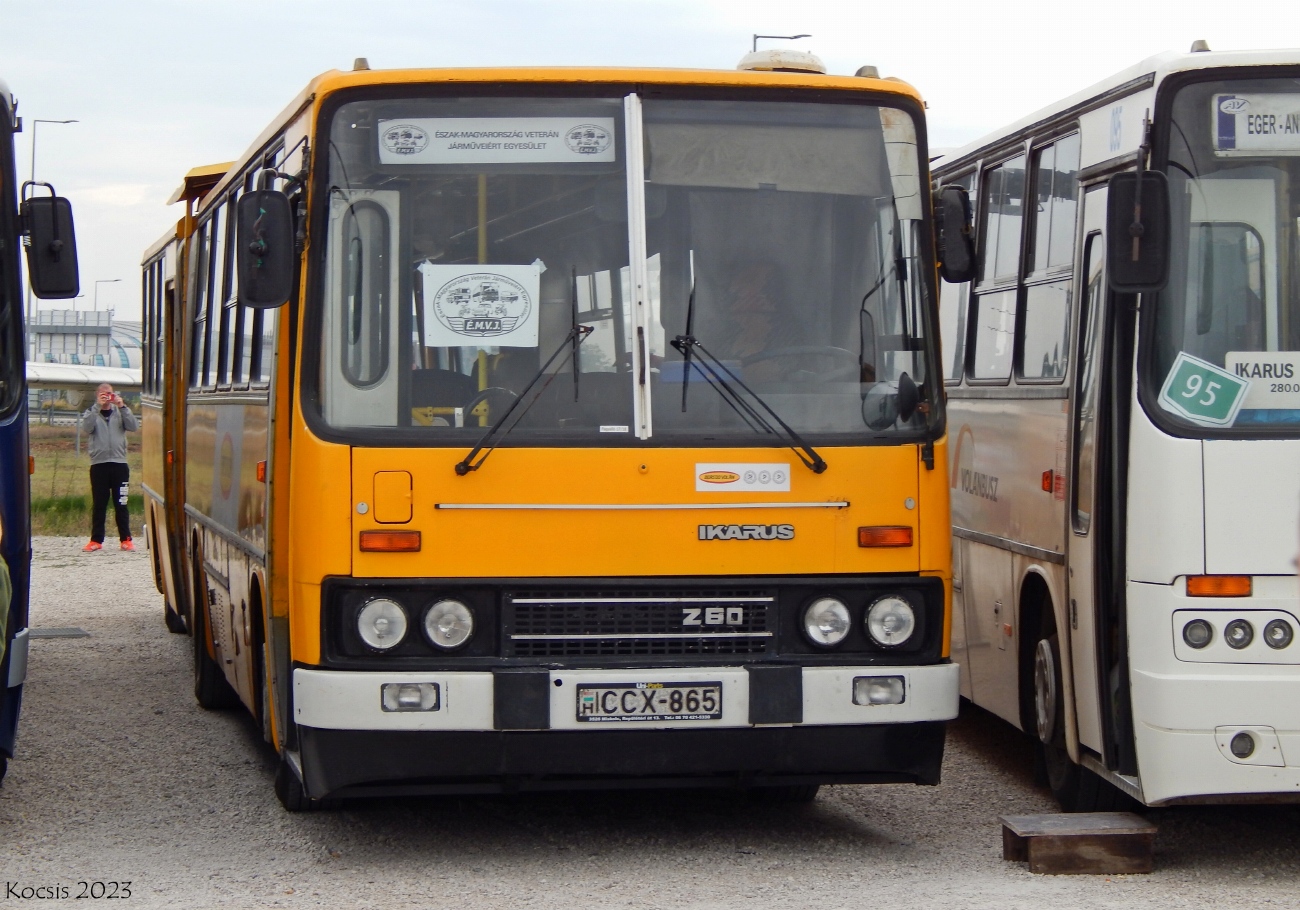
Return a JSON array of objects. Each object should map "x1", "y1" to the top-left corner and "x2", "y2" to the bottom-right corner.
[
  {"x1": 1214, "y1": 94, "x2": 1300, "y2": 156},
  {"x1": 377, "y1": 117, "x2": 617, "y2": 165}
]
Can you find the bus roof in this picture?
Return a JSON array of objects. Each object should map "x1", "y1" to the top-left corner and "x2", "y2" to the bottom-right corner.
[
  {"x1": 192, "y1": 64, "x2": 926, "y2": 215},
  {"x1": 934, "y1": 46, "x2": 1300, "y2": 172},
  {"x1": 166, "y1": 161, "x2": 234, "y2": 206}
]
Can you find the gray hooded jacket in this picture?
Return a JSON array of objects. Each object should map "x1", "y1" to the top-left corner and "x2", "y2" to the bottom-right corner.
[{"x1": 81, "y1": 404, "x2": 138, "y2": 465}]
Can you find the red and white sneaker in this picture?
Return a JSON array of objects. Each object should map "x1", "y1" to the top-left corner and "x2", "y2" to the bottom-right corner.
[
  {"x1": 120, "y1": 539, "x2": 135, "y2": 552},
  {"x1": 82, "y1": 541, "x2": 102, "y2": 552}
]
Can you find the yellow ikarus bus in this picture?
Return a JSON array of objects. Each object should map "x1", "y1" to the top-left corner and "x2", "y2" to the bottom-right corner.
[{"x1": 154, "y1": 51, "x2": 971, "y2": 810}]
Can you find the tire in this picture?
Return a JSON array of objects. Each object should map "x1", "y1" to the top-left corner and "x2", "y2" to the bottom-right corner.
[
  {"x1": 274, "y1": 758, "x2": 339, "y2": 812},
  {"x1": 164, "y1": 606, "x2": 188, "y2": 634},
  {"x1": 192, "y1": 558, "x2": 239, "y2": 710},
  {"x1": 0, "y1": 756, "x2": 7, "y2": 784},
  {"x1": 1033, "y1": 627, "x2": 1133, "y2": 813}
]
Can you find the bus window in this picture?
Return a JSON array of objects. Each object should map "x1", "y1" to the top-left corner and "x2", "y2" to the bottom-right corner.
[
  {"x1": 1021, "y1": 281, "x2": 1071, "y2": 380},
  {"x1": 340, "y1": 200, "x2": 390, "y2": 387},
  {"x1": 190, "y1": 223, "x2": 212, "y2": 389},
  {"x1": 971, "y1": 156, "x2": 1026, "y2": 381},
  {"x1": 1072, "y1": 232, "x2": 1105, "y2": 534}
]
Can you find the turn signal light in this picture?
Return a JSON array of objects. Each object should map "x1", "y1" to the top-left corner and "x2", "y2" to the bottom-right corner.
[
  {"x1": 359, "y1": 530, "x2": 422, "y2": 552},
  {"x1": 858, "y1": 526, "x2": 913, "y2": 548},
  {"x1": 28, "y1": 456, "x2": 34, "y2": 475},
  {"x1": 1187, "y1": 575, "x2": 1251, "y2": 597},
  {"x1": 256, "y1": 460, "x2": 267, "y2": 483}
]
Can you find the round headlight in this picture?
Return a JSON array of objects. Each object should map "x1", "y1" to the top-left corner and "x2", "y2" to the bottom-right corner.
[
  {"x1": 1225, "y1": 619, "x2": 1254, "y2": 650},
  {"x1": 866, "y1": 595, "x2": 917, "y2": 648},
  {"x1": 424, "y1": 599, "x2": 474, "y2": 650},
  {"x1": 1182, "y1": 619, "x2": 1213, "y2": 649},
  {"x1": 357, "y1": 598, "x2": 408, "y2": 651},
  {"x1": 803, "y1": 597, "x2": 851, "y2": 647},
  {"x1": 1264, "y1": 619, "x2": 1294, "y2": 650}
]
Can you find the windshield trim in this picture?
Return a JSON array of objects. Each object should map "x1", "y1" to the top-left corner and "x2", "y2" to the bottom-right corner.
[
  {"x1": 1140, "y1": 64, "x2": 1300, "y2": 441},
  {"x1": 300, "y1": 81, "x2": 945, "y2": 450}
]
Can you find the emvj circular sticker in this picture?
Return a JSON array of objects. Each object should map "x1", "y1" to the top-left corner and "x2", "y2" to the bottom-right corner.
[
  {"x1": 565, "y1": 123, "x2": 612, "y2": 156},
  {"x1": 382, "y1": 124, "x2": 429, "y2": 156},
  {"x1": 432, "y1": 273, "x2": 532, "y2": 338}
]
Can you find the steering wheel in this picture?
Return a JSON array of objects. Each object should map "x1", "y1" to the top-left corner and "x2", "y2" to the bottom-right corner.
[
  {"x1": 461, "y1": 386, "x2": 519, "y2": 423},
  {"x1": 742, "y1": 346, "x2": 861, "y2": 382}
]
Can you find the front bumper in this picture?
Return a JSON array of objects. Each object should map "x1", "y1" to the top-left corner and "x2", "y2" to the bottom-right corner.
[{"x1": 293, "y1": 662, "x2": 959, "y2": 797}]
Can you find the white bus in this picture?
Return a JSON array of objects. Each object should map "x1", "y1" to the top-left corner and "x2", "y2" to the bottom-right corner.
[{"x1": 933, "y1": 44, "x2": 1300, "y2": 810}]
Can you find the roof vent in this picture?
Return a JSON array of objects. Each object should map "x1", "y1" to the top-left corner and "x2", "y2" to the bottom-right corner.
[
  {"x1": 353, "y1": 57, "x2": 371, "y2": 71},
  {"x1": 737, "y1": 48, "x2": 826, "y2": 74},
  {"x1": 855, "y1": 65, "x2": 880, "y2": 79},
  {"x1": 1190, "y1": 39, "x2": 1211, "y2": 53}
]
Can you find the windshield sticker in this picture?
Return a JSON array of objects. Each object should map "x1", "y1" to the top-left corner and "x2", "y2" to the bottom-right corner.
[
  {"x1": 1158, "y1": 351, "x2": 1250, "y2": 427},
  {"x1": 695, "y1": 463, "x2": 791, "y2": 493},
  {"x1": 419, "y1": 262, "x2": 541, "y2": 347},
  {"x1": 1214, "y1": 95, "x2": 1300, "y2": 156},
  {"x1": 1225, "y1": 352, "x2": 1300, "y2": 411},
  {"x1": 378, "y1": 117, "x2": 616, "y2": 165}
]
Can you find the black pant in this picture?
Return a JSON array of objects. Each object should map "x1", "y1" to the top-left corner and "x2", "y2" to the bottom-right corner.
[{"x1": 90, "y1": 462, "x2": 131, "y2": 543}]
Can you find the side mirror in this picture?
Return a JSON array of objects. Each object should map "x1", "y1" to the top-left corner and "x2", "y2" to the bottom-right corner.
[
  {"x1": 237, "y1": 190, "x2": 295, "y2": 308},
  {"x1": 22, "y1": 194, "x2": 79, "y2": 299},
  {"x1": 936, "y1": 184, "x2": 976, "y2": 283},
  {"x1": 1106, "y1": 171, "x2": 1170, "y2": 293}
]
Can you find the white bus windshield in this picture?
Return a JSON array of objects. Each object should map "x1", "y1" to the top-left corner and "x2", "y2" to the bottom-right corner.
[
  {"x1": 316, "y1": 93, "x2": 936, "y2": 443},
  {"x1": 1153, "y1": 77, "x2": 1300, "y2": 432}
]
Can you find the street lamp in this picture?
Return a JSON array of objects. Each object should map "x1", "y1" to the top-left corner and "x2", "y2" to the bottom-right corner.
[
  {"x1": 94, "y1": 278, "x2": 121, "y2": 312},
  {"x1": 24, "y1": 117, "x2": 79, "y2": 349}
]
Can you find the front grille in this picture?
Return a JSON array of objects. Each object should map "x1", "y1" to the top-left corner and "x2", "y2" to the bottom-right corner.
[{"x1": 504, "y1": 589, "x2": 775, "y2": 658}]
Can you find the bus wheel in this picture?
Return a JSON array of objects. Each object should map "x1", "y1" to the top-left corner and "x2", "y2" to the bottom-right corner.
[
  {"x1": 274, "y1": 758, "x2": 338, "y2": 813},
  {"x1": 164, "y1": 606, "x2": 187, "y2": 634}
]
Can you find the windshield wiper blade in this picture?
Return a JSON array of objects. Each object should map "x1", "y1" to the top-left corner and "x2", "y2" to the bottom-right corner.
[
  {"x1": 670, "y1": 334, "x2": 828, "y2": 474},
  {"x1": 455, "y1": 324, "x2": 593, "y2": 476}
]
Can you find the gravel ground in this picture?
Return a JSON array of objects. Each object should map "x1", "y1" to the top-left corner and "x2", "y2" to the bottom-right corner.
[{"x1": 2, "y1": 536, "x2": 1298, "y2": 908}]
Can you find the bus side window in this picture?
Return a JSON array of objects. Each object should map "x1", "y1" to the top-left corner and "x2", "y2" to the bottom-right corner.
[
  {"x1": 1021, "y1": 134, "x2": 1079, "y2": 381},
  {"x1": 971, "y1": 155, "x2": 1025, "y2": 380},
  {"x1": 939, "y1": 172, "x2": 975, "y2": 382},
  {"x1": 190, "y1": 222, "x2": 212, "y2": 389}
]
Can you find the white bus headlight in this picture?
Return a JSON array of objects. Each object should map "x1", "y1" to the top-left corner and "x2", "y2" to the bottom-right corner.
[
  {"x1": 424, "y1": 599, "x2": 474, "y2": 649},
  {"x1": 1182, "y1": 619, "x2": 1213, "y2": 649},
  {"x1": 357, "y1": 598, "x2": 408, "y2": 651},
  {"x1": 866, "y1": 595, "x2": 917, "y2": 648},
  {"x1": 803, "y1": 597, "x2": 851, "y2": 647}
]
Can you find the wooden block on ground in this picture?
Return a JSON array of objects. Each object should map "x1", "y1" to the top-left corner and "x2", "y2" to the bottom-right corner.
[{"x1": 999, "y1": 812, "x2": 1156, "y2": 875}]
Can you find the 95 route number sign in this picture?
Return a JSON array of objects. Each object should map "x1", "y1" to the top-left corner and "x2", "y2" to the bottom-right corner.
[{"x1": 1158, "y1": 352, "x2": 1250, "y2": 427}]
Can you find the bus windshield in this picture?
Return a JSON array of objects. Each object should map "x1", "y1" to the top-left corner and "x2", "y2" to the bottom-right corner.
[
  {"x1": 316, "y1": 92, "x2": 935, "y2": 444},
  {"x1": 0, "y1": 102, "x2": 21, "y2": 422},
  {"x1": 1153, "y1": 76, "x2": 1300, "y2": 432}
]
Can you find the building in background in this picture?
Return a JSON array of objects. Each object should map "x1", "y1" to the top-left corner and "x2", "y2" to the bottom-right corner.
[{"x1": 29, "y1": 309, "x2": 141, "y2": 369}]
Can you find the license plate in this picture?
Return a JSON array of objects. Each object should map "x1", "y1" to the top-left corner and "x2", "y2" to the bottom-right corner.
[{"x1": 576, "y1": 681, "x2": 723, "y2": 723}]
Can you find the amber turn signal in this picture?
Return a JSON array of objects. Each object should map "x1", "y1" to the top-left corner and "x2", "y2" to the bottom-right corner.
[
  {"x1": 1186, "y1": 575, "x2": 1251, "y2": 597},
  {"x1": 256, "y1": 460, "x2": 267, "y2": 483},
  {"x1": 858, "y1": 526, "x2": 913, "y2": 548},
  {"x1": 359, "y1": 530, "x2": 422, "y2": 552}
]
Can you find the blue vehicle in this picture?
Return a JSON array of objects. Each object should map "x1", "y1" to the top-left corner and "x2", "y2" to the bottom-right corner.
[{"x1": 0, "y1": 77, "x2": 79, "y2": 781}]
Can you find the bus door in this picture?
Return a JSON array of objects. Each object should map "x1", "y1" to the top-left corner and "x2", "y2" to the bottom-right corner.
[{"x1": 1067, "y1": 183, "x2": 1136, "y2": 773}]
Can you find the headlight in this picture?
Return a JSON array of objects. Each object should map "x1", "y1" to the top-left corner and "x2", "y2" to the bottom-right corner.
[
  {"x1": 1225, "y1": 619, "x2": 1254, "y2": 650},
  {"x1": 357, "y1": 598, "x2": 408, "y2": 651},
  {"x1": 1264, "y1": 619, "x2": 1294, "y2": 650},
  {"x1": 1182, "y1": 619, "x2": 1213, "y2": 649},
  {"x1": 866, "y1": 595, "x2": 917, "y2": 648},
  {"x1": 424, "y1": 599, "x2": 474, "y2": 649},
  {"x1": 803, "y1": 597, "x2": 851, "y2": 647}
]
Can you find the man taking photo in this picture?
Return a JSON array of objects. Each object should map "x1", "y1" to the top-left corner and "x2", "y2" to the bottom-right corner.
[{"x1": 81, "y1": 383, "x2": 138, "y2": 552}]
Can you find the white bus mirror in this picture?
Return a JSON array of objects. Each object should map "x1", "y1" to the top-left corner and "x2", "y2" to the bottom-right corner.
[
  {"x1": 237, "y1": 190, "x2": 295, "y2": 308},
  {"x1": 1106, "y1": 171, "x2": 1170, "y2": 293},
  {"x1": 936, "y1": 184, "x2": 976, "y2": 283}
]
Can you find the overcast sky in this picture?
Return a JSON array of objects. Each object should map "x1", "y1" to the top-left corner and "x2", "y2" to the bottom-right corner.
[{"x1": 4, "y1": 0, "x2": 1299, "y2": 321}]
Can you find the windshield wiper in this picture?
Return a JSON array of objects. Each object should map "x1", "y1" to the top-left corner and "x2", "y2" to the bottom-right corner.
[
  {"x1": 670, "y1": 334, "x2": 828, "y2": 474},
  {"x1": 454, "y1": 324, "x2": 593, "y2": 476}
]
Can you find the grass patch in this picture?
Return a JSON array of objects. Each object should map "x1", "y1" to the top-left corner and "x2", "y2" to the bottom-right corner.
[{"x1": 29, "y1": 423, "x2": 145, "y2": 538}]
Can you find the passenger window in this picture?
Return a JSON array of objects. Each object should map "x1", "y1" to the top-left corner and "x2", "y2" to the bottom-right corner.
[
  {"x1": 980, "y1": 155, "x2": 1026, "y2": 283},
  {"x1": 1027, "y1": 133, "x2": 1080, "y2": 274},
  {"x1": 1073, "y1": 233, "x2": 1105, "y2": 534},
  {"x1": 939, "y1": 172, "x2": 975, "y2": 382},
  {"x1": 341, "y1": 201, "x2": 390, "y2": 387},
  {"x1": 190, "y1": 223, "x2": 212, "y2": 389},
  {"x1": 971, "y1": 288, "x2": 1017, "y2": 380},
  {"x1": 1020, "y1": 280, "x2": 1071, "y2": 380}
]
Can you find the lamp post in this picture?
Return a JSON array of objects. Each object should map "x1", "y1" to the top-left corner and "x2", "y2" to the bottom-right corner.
[
  {"x1": 24, "y1": 117, "x2": 78, "y2": 353},
  {"x1": 94, "y1": 278, "x2": 121, "y2": 312}
]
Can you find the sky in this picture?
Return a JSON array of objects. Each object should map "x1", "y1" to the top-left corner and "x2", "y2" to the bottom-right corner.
[{"x1": 4, "y1": 0, "x2": 1300, "y2": 322}]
